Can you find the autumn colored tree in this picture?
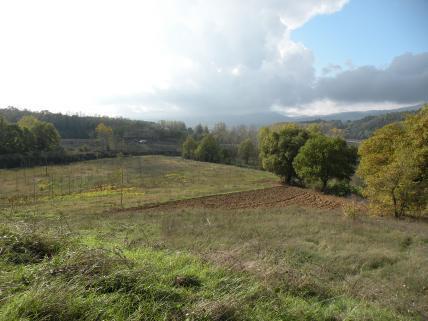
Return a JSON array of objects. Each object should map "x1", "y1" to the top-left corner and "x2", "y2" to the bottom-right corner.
[
  {"x1": 357, "y1": 105, "x2": 428, "y2": 217},
  {"x1": 95, "y1": 123, "x2": 114, "y2": 151}
]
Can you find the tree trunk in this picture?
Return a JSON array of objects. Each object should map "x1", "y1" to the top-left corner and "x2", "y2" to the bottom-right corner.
[
  {"x1": 391, "y1": 187, "x2": 401, "y2": 218},
  {"x1": 321, "y1": 179, "x2": 328, "y2": 193}
]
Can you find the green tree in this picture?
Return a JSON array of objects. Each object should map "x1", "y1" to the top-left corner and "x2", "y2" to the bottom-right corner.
[
  {"x1": 293, "y1": 135, "x2": 357, "y2": 192},
  {"x1": 181, "y1": 136, "x2": 198, "y2": 159},
  {"x1": 95, "y1": 123, "x2": 114, "y2": 151},
  {"x1": 195, "y1": 134, "x2": 221, "y2": 163},
  {"x1": 0, "y1": 115, "x2": 10, "y2": 153},
  {"x1": 357, "y1": 106, "x2": 428, "y2": 217},
  {"x1": 238, "y1": 138, "x2": 255, "y2": 164},
  {"x1": 31, "y1": 122, "x2": 61, "y2": 151},
  {"x1": 258, "y1": 124, "x2": 310, "y2": 184},
  {"x1": 18, "y1": 116, "x2": 60, "y2": 152}
]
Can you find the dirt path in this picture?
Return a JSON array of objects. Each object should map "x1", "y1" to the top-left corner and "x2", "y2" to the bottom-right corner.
[{"x1": 132, "y1": 186, "x2": 362, "y2": 212}]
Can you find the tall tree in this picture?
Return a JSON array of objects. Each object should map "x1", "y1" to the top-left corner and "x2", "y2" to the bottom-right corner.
[
  {"x1": 95, "y1": 123, "x2": 114, "y2": 151},
  {"x1": 238, "y1": 138, "x2": 255, "y2": 164},
  {"x1": 195, "y1": 134, "x2": 221, "y2": 163},
  {"x1": 181, "y1": 136, "x2": 198, "y2": 159}
]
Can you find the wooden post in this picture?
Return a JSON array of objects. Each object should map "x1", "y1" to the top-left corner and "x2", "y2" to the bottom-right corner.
[
  {"x1": 67, "y1": 172, "x2": 71, "y2": 194},
  {"x1": 50, "y1": 175, "x2": 54, "y2": 199},
  {"x1": 33, "y1": 177, "x2": 36, "y2": 203},
  {"x1": 120, "y1": 167, "x2": 124, "y2": 208}
]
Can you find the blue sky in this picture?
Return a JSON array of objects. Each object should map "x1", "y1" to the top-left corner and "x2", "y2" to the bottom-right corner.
[{"x1": 293, "y1": 0, "x2": 428, "y2": 72}]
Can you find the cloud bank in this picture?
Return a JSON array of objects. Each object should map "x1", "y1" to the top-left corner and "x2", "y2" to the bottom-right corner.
[{"x1": 0, "y1": 0, "x2": 427, "y2": 120}]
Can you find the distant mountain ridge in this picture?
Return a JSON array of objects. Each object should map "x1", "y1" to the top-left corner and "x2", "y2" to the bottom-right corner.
[
  {"x1": 296, "y1": 105, "x2": 423, "y2": 140},
  {"x1": 183, "y1": 104, "x2": 423, "y2": 126},
  {"x1": 298, "y1": 104, "x2": 423, "y2": 122}
]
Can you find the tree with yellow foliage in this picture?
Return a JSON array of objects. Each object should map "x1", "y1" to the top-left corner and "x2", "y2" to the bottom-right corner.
[
  {"x1": 95, "y1": 123, "x2": 113, "y2": 151},
  {"x1": 357, "y1": 105, "x2": 427, "y2": 217}
]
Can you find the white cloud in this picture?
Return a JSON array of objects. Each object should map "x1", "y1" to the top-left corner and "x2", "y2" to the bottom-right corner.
[
  {"x1": 2, "y1": 0, "x2": 426, "y2": 120},
  {"x1": 272, "y1": 100, "x2": 409, "y2": 117}
]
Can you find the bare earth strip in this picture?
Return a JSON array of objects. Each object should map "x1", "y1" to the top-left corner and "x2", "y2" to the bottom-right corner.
[{"x1": 116, "y1": 186, "x2": 363, "y2": 212}]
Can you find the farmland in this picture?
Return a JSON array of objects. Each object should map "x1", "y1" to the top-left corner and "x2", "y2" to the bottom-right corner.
[{"x1": 1, "y1": 156, "x2": 427, "y2": 321}]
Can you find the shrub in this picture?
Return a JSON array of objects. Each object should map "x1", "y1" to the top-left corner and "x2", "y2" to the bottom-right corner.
[
  {"x1": 342, "y1": 201, "x2": 362, "y2": 220},
  {"x1": 326, "y1": 180, "x2": 352, "y2": 196}
]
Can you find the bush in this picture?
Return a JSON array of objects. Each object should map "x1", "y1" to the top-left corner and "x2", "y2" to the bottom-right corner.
[
  {"x1": 326, "y1": 180, "x2": 352, "y2": 196},
  {"x1": 342, "y1": 201, "x2": 363, "y2": 220}
]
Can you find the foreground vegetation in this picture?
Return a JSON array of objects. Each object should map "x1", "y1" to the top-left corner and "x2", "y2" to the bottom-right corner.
[
  {"x1": 1, "y1": 156, "x2": 427, "y2": 320},
  {"x1": 2, "y1": 210, "x2": 425, "y2": 321}
]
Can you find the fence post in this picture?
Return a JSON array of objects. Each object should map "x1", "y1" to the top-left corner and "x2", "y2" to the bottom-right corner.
[
  {"x1": 120, "y1": 167, "x2": 124, "y2": 208},
  {"x1": 33, "y1": 177, "x2": 36, "y2": 203}
]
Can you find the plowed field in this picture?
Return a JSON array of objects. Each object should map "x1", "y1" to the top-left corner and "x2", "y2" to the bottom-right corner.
[{"x1": 137, "y1": 186, "x2": 363, "y2": 211}]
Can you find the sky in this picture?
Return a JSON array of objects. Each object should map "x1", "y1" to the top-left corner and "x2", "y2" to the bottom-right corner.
[{"x1": 0, "y1": 0, "x2": 427, "y2": 121}]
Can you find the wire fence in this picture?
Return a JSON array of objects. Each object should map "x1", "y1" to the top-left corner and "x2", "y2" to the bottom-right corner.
[{"x1": 0, "y1": 156, "x2": 147, "y2": 210}]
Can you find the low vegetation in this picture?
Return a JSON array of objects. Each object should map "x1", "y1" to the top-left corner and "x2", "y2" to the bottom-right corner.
[
  {"x1": 2, "y1": 208, "x2": 427, "y2": 321},
  {"x1": 1, "y1": 156, "x2": 427, "y2": 320}
]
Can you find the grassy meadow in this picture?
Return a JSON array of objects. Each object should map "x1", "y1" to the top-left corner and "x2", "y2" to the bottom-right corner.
[
  {"x1": 0, "y1": 155, "x2": 278, "y2": 215},
  {"x1": 1, "y1": 156, "x2": 427, "y2": 321}
]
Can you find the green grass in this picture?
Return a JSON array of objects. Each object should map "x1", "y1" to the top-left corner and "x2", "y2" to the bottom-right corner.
[
  {"x1": 1, "y1": 156, "x2": 427, "y2": 320},
  {"x1": 0, "y1": 225, "x2": 411, "y2": 321},
  {"x1": 0, "y1": 155, "x2": 278, "y2": 215}
]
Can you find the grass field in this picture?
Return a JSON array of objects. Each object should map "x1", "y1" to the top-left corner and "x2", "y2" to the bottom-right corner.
[
  {"x1": 1, "y1": 156, "x2": 427, "y2": 321},
  {"x1": 0, "y1": 155, "x2": 278, "y2": 215}
]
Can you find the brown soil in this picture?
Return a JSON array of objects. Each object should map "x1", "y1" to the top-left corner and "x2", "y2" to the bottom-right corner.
[{"x1": 134, "y1": 186, "x2": 364, "y2": 212}]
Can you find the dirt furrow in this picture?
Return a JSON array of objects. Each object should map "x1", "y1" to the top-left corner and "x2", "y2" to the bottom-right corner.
[{"x1": 135, "y1": 186, "x2": 364, "y2": 212}]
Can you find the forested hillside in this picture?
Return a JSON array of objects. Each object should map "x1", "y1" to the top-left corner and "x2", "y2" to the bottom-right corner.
[
  {"x1": 298, "y1": 108, "x2": 419, "y2": 139},
  {"x1": 0, "y1": 107, "x2": 187, "y2": 142}
]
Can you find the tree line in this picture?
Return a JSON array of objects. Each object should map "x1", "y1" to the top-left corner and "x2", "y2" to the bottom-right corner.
[
  {"x1": 297, "y1": 109, "x2": 418, "y2": 140},
  {"x1": 0, "y1": 107, "x2": 188, "y2": 142},
  {"x1": 0, "y1": 115, "x2": 61, "y2": 154},
  {"x1": 182, "y1": 123, "x2": 258, "y2": 165}
]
